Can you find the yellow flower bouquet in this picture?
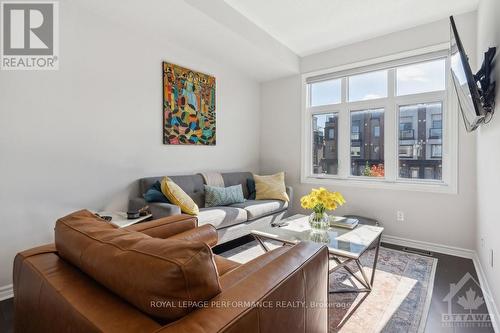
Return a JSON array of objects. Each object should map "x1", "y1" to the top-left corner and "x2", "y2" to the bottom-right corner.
[{"x1": 301, "y1": 188, "x2": 345, "y2": 229}]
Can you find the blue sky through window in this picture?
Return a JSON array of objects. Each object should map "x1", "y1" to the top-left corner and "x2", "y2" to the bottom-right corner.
[
  {"x1": 397, "y1": 59, "x2": 446, "y2": 95},
  {"x1": 348, "y1": 70, "x2": 388, "y2": 101},
  {"x1": 310, "y1": 79, "x2": 341, "y2": 106}
]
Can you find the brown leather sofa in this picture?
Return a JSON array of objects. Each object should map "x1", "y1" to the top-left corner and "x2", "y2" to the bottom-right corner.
[{"x1": 13, "y1": 210, "x2": 329, "y2": 333}]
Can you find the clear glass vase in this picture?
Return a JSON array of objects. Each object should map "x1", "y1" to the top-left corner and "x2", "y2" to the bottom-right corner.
[
  {"x1": 309, "y1": 228, "x2": 330, "y2": 244},
  {"x1": 308, "y1": 211, "x2": 330, "y2": 230}
]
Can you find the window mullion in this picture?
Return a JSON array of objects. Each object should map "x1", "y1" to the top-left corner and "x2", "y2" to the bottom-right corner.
[
  {"x1": 338, "y1": 104, "x2": 349, "y2": 178},
  {"x1": 336, "y1": 78, "x2": 348, "y2": 178},
  {"x1": 385, "y1": 69, "x2": 397, "y2": 181},
  {"x1": 341, "y1": 77, "x2": 347, "y2": 103}
]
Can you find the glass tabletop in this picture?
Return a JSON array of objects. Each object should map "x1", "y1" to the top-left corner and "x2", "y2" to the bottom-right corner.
[{"x1": 251, "y1": 214, "x2": 384, "y2": 259}]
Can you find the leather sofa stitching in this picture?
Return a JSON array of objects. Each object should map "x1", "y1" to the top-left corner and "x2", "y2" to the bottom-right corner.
[
  {"x1": 181, "y1": 242, "x2": 223, "y2": 297},
  {"x1": 179, "y1": 265, "x2": 192, "y2": 302},
  {"x1": 59, "y1": 220, "x2": 190, "y2": 266},
  {"x1": 132, "y1": 215, "x2": 196, "y2": 229},
  {"x1": 133, "y1": 220, "x2": 193, "y2": 235}
]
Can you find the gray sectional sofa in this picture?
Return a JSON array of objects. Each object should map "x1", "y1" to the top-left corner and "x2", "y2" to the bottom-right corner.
[{"x1": 129, "y1": 172, "x2": 293, "y2": 244}]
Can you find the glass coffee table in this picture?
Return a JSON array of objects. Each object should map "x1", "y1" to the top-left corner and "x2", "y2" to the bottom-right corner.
[{"x1": 251, "y1": 214, "x2": 384, "y2": 293}]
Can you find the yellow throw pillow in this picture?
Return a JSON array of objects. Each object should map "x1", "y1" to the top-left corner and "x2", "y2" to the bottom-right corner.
[
  {"x1": 160, "y1": 177, "x2": 199, "y2": 215},
  {"x1": 253, "y1": 172, "x2": 289, "y2": 202}
]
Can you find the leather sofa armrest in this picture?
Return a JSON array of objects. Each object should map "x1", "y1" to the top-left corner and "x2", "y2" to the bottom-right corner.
[
  {"x1": 125, "y1": 214, "x2": 197, "y2": 239},
  {"x1": 155, "y1": 242, "x2": 329, "y2": 333},
  {"x1": 167, "y1": 224, "x2": 218, "y2": 247},
  {"x1": 218, "y1": 246, "x2": 290, "y2": 288},
  {"x1": 129, "y1": 197, "x2": 181, "y2": 219},
  {"x1": 13, "y1": 244, "x2": 58, "y2": 298}
]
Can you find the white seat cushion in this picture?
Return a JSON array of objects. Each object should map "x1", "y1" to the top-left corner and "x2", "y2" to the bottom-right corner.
[
  {"x1": 197, "y1": 207, "x2": 248, "y2": 229},
  {"x1": 230, "y1": 200, "x2": 288, "y2": 220}
]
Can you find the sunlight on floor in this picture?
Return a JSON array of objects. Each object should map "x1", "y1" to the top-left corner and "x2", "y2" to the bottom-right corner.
[
  {"x1": 221, "y1": 240, "x2": 281, "y2": 263},
  {"x1": 337, "y1": 270, "x2": 418, "y2": 333},
  {"x1": 374, "y1": 275, "x2": 418, "y2": 331}
]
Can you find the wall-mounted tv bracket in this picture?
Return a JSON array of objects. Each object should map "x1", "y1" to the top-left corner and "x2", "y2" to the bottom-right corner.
[{"x1": 474, "y1": 47, "x2": 496, "y2": 116}]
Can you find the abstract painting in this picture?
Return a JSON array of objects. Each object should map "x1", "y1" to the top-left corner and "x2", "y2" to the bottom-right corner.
[{"x1": 163, "y1": 62, "x2": 216, "y2": 145}]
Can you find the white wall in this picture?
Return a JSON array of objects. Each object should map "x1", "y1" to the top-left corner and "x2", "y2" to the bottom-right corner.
[
  {"x1": 260, "y1": 12, "x2": 477, "y2": 250},
  {"x1": 476, "y1": 0, "x2": 500, "y2": 318},
  {"x1": 0, "y1": 1, "x2": 261, "y2": 288}
]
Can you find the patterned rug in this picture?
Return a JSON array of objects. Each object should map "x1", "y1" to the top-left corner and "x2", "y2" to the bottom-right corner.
[{"x1": 220, "y1": 241, "x2": 437, "y2": 333}]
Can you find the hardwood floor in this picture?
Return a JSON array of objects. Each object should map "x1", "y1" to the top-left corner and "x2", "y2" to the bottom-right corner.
[
  {"x1": 382, "y1": 243, "x2": 494, "y2": 333},
  {"x1": 1, "y1": 243, "x2": 495, "y2": 333},
  {"x1": 0, "y1": 297, "x2": 13, "y2": 333}
]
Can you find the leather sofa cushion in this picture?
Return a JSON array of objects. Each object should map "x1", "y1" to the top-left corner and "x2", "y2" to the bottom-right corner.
[
  {"x1": 197, "y1": 207, "x2": 247, "y2": 229},
  {"x1": 54, "y1": 210, "x2": 221, "y2": 322},
  {"x1": 230, "y1": 200, "x2": 288, "y2": 220}
]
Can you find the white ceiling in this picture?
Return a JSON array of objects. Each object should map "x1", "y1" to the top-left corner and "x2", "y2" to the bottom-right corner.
[
  {"x1": 77, "y1": 0, "x2": 479, "y2": 81},
  {"x1": 223, "y1": 0, "x2": 480, "y2": 56},
  {"x1": 77, "y1": 0, "x2": 299, "y2": 81}
]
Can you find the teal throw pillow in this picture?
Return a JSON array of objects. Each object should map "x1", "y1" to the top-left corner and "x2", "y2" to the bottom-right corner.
[{"x1": 204, "y1": 184, "x2": 245, "y2": 207}]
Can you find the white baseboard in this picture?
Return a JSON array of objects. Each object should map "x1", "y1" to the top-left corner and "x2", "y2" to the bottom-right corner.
[
  {"x1": 472, "y1": 253, "x2": 500, "y2": 333},
  {"x1": 382, "y1": 234, "x2": 499, "y2": 332},
  {"x1": 0, "y1": 284, "x2": 13, "y2": 301},
  {"x1": 382, "y1": 234, "x2": 475, "y2": 259}
]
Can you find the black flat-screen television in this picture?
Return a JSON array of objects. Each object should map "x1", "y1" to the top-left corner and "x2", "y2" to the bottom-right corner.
[{"x1": 450, "y1": 16, "x2": 485, "y2": 132}]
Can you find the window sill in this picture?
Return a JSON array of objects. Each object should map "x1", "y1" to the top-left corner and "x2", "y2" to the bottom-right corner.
[{"x1": 301, "y1": 175, "x2": 457, "y2": 194}]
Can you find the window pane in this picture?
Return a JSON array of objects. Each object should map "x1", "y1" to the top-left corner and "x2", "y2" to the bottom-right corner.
[
  {"x1": 398, "y1": 102, "x2": 442, "y2": 180},
  {"x1": 310, "y1": 79, "x2": 341, "y2": 106},
  {"x1": 350, "y1": 109, "x2": 384, "y2": 177},
  {"x1": 312, "y1": 113, "x2": 338, "y2": 175},
  {"x1": 396, "y1": 59, "x2": 446, "y2": 96},
  {"x1": 348, "y1": 70, "x2": 388, "y2": 102}
]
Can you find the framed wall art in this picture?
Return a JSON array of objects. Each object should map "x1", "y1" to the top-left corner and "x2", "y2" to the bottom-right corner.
[{"x1": 162, "y1": 62, "x2": 216, "y2": 145}]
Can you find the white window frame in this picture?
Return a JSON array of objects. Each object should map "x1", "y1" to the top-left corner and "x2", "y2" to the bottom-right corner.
[{"x1": 300, "y1": 44, "x2": 458, "y2": 194}]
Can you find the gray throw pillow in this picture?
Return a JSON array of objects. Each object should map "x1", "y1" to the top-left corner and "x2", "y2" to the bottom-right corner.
[{"x1": 204, "y1": 184, "x2": 245, "y2": 207}]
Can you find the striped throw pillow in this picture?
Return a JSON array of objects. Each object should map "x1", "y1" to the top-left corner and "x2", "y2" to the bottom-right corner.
[{"x1": 204, "y1": 184, "x2": 245, "y2": 207}]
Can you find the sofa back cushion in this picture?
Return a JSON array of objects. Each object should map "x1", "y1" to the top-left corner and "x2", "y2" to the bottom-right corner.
[
  {"x1": 138, "y1": 172, "x2": 253, "y2": 207},
  {"x1": 221, "y1": 172, "x2": 252, "y2": 199},
  {"x1": 54, "y1": 210, "x2": 221, "y2": 321}
]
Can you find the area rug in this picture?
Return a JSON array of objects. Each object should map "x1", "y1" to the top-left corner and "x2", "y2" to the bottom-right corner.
[{"x1": 220, "y1": 241, "x2": 437, "y2": 333}]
